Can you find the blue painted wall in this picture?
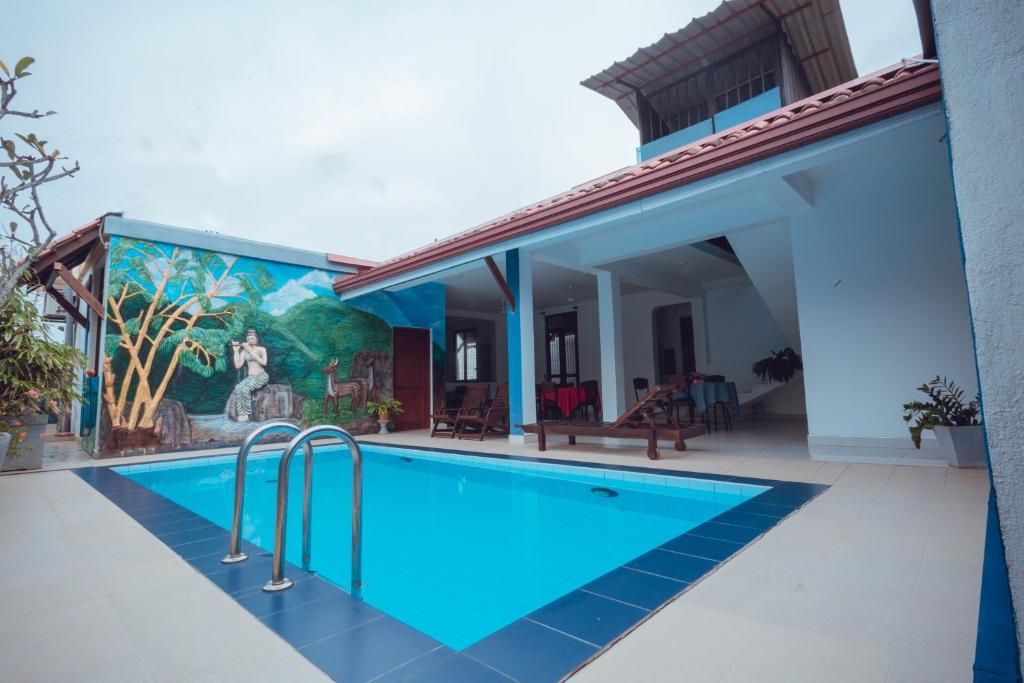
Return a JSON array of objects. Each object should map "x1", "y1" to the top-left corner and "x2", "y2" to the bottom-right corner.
[
  {"x1": 637, "y1": 120, "x2": 714, "y2": 162},
  {"x1": 975, "y1": 489, "x2": 1023, "y2": 682},
  {"x1": 713, "y1": 87, "x2": 781, "y2": 131},
  {"x1": 636, "y1": 88, "x2": 782, "y2": 162},
  {"x1": 505, "y1": 249, "x2": 523, "y2": 435}
]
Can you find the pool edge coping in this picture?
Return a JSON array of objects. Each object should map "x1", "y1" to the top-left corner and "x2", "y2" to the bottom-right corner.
[{"x1": 73, "y1": 441, "x2": 829, "y2": 683}]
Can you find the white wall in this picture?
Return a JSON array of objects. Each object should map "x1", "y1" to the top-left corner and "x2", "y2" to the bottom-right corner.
[
  {"x1": 729, "y1": 221, "x2": 802, "y2": 350},
  {"x1": 446, "y1": 310, "x2": 508, "y2": 384},
  {"x1": 791, "y1": 138, "x2": 977, "y2": 444},
  {"x1": 751, "y1": 377, "x2": 807, "y2": 418},
  {"x1": 620, "y1": 290, "x2": 706, "y2": 409},
  {"x1": 528, "y1": 281, "x2": 805, "y2": 415},
  {"x1": 702, "y1": 279, "x2": 789, "y2": 392},
  {"x1": 933, "y1": 0, "x2": 1024, "y2": 664}
]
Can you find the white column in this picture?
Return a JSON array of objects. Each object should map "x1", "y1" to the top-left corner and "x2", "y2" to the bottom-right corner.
[{"x1": 597, "y1": 270, "x2": 625, "y2": 419}]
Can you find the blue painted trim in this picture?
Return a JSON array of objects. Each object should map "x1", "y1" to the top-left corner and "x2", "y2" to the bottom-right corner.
[
  {"x1": 637, "y1": 120, "x2": 714, "y2": 162},
  {"x1": 74, "y1": 447, "x2": 827, "y2": 682},
  {"x1": 713, "y1": 87, "x2": 782, "y2": 131},
  {"x1": 505, "y1": 249, "x2": 524, "y2": 435},
  {"x1": 975, "y1": 489, "x2": 1023, "y2": 682}
]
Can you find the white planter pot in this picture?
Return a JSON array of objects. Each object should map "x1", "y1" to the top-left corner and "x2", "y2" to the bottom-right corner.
[{"x1": 932, "y1": 425, "x2": 987, "y2": 469}]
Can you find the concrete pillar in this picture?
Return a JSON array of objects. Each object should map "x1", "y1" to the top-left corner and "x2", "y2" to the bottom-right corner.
[
  {"x1": 506, "y1": 249, "x2": 536, "y2": 441},
  {"x1": 597, "y1": 270, "x2": 625, "y2": 419},
  {"x1": 932, "y1": 0, "x2": 1024, "y2": 676}
]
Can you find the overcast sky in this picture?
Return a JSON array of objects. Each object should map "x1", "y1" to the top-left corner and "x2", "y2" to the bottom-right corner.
[{"x1": 8, "y1": 0, "x2": 921, "y2": 262}]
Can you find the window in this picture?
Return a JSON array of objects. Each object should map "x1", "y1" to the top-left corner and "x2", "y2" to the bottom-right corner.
[
  {"x1": 545, "y1": 312, "x2": 579, "y2": 386},
  {"x1": 639, "y1": 35, "x2": 781, "y2": 145},
  {"x1": 711, "y1": 42, "x2": 777, "y2": 114},
  {"x1": 454, "y1": 328, "x2": 478, "y2": 381}
]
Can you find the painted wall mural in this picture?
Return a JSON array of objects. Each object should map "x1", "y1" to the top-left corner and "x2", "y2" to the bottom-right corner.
[{"x1": 99, "y1": 236, "x2": 444, "y2": 455}]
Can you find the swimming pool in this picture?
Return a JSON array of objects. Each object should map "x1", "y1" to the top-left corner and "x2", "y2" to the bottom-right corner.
[{"x1": 115, "y1": 444, "x2": 767, "y2": 650}]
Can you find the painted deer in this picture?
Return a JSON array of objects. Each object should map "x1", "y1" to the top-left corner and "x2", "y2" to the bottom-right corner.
[{"x1": 321, "y1": 358, "x2": 368, "y2": 415}]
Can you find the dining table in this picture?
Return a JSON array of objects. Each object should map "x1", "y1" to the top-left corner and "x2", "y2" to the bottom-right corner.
[
  {"x1": 541, "y1": 385, "x2": 600, "y2": 419},
  {"x1": 672, "y1": 381, "x2": 740, "y2": 417}
]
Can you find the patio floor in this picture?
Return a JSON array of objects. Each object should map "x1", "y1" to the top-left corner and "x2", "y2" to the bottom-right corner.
[{"x1": 0, "y1": 421, "x2": 986, "y2": 682}]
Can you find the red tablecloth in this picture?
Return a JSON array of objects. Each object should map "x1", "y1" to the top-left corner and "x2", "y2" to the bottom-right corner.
[{"x1": 542, "y1": 386, "x2": 600, "y2": 418}]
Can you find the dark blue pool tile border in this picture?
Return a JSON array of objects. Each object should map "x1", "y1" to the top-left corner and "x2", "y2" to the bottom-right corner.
[{"x1": 74, "y1": 445, "x2": 828, "y2": 682}]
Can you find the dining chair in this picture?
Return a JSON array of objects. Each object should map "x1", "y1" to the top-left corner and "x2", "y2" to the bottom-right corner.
[
  {"x1": 579, "y1": 380, "x2": 600, "y2": 422},
  {"x1": 664, "y1": 374, "x2": 695, "y2": 424},
  {"x1": 537, "y1": 381, "x2": 560, "y2": 420},
  {"x1": 632, "y1": 377, "x2": 650, "y2": 402}
]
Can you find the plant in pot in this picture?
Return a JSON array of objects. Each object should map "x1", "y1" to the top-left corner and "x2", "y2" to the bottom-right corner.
[
  {"x1": 0, "y1": 288, "x2": 86, "y2": 471},
  {"x1": 752, "y1": 347, "x2": 802, "y2": 383},
  {"x1": 902, "y1": 376, "x2": 984, "y2": 468},
  {"x1": 365, "y1": 398, "x2": 403, "y2": 434}
]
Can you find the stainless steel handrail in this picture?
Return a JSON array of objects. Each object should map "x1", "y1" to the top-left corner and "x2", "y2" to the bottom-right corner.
[
  {"x1": 221, "y1": 422, "x2": 310, "y2": 564},
  {"x1": 262, "y1": 425, "x2": 363, "y2": 597}
]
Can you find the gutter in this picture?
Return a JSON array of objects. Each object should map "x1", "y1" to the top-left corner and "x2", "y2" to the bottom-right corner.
[{"x1": 335, "y1": 64, "x2": 942, "y2": 295}]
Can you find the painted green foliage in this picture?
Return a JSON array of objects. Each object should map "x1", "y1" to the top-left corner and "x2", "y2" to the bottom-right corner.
[
  {"x1": 169, "y1": 296, "x2": 391, "y2": 414},
  {"x1": 101, "y1": 234, "x2": 445, "y2": 452},
  {"x1": 104, "y1": 236, "x2": 392, "y2": 418}
]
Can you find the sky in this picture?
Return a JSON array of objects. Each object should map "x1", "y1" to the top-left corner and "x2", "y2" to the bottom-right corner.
[{"x1": 7, "y1": 0, "x2": 921, "y2": 263}]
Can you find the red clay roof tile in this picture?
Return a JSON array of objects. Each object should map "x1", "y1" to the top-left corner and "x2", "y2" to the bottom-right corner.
[{"x1": 335, "y1": 61, "x2": 941, "y2": 295}]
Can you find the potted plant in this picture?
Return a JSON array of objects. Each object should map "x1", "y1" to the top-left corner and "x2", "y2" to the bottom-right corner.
[
  {"x1": 752, "y1": 347, "x2": 802, "y2": 383},
  {"x1": 0, "y1": 288, "x2": 85, "y2": 471},
  {"x1": 902, "y1": 376, "x2": 984, "y2": 468},
  {"x1": 365, "y1": 398, "x2": 403, "y2": 434}
]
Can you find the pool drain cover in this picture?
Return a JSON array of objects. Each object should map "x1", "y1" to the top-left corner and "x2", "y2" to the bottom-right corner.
[{"x1": 590, "y1": 486, "x2": 619, "y2": 498}]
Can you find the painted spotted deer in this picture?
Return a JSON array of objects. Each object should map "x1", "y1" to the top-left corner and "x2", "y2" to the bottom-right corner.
[{"x1": 321, "y1": 358, "x2": 368, "y2": 415}]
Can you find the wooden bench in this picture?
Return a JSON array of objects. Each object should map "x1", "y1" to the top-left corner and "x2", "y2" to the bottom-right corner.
[
  {"x1": 518, "y1": 384, "x2": 706, "y2": 460},
  {"x1": 518, "y1": 420, "x2": 705, "y2": 459}
]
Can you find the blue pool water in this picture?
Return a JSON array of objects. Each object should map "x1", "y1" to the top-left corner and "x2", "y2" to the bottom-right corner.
[{"x1": 116, "y1": 446, "x2": 766, "y2": 649}]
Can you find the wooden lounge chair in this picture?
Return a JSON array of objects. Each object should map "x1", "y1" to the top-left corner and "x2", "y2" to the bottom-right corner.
[
  {"x1": 518, "y1": 385, "x2": 705, "y2": 460},
  {"x1": 457, "y1": 384, "x2": 510, "y2": 440},
  {"x1": 430, "y1": 383, "x2": 488, "y2": 437}
]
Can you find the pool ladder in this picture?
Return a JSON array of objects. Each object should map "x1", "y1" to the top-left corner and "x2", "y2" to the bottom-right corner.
[{"x1": 221, "y1": 422, "x2": 364, "y2": 599}]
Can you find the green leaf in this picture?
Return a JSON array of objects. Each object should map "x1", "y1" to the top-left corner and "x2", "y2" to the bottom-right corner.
[
  {"x1": 14, "y1": 56, "x2": 34, "y2": 77},
  {"x1": 45, "y1": 110, "x2": 56, "y2": 116},
  {"x1": 104, "y1": 335, "x2": 121, "y2": 357},
  {"x1": 0, "y1": 60, "x2": 8, "y2": 77}
]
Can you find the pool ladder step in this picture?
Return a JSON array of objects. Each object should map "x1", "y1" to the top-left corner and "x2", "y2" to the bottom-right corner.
[{"x1": 222, "y1": 423, "x2": 364, "y2": 599}]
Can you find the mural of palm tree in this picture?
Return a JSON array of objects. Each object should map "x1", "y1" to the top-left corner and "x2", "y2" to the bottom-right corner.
[{"x1": 102, "y1": 238, "x2": 272, "y2": 448}]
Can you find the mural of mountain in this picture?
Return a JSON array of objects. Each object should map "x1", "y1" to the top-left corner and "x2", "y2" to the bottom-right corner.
[
  {"x1": 100, "y1": 234, "x2": 444, "y2": 455},
  {"x1": 277, "y1": 296, "x2": 392, "y2": 400}
]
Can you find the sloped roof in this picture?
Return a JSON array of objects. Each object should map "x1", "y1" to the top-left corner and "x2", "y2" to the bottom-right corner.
[
  {"x1": 327, "y1": 253, "x2": 380, "y2": 272},
  {"x1": 334, "y1": 61, "x2": 941, "y2": 295},
  {"x1": 580, "y1": 0, "x2": 858, "y2": 129},
  {"x1": 22, "y1": 217, "x2": 104, "y2": 287}
]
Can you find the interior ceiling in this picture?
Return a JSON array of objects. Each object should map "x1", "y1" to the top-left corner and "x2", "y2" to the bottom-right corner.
[
  {"x1": 607, "y1": 241, "x2": 745, "y2": 282},
  {"x1": 440, "y1": 242, "x2": 745, "y2": 314}
]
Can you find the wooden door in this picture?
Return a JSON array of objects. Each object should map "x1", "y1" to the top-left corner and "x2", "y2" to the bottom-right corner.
[{"x1": 392, "y1": 327, "x2": 431, "y2": 430}]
